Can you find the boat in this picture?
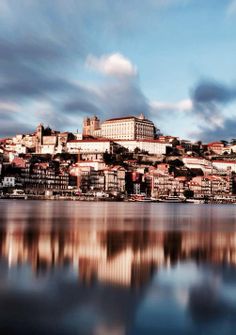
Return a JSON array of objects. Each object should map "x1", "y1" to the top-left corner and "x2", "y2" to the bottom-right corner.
[
  {"x1": 158, "y1": 196, "x2": 185, "y2": 203},
  {"x1": 129, "y1": 194, "x2": 153, "y2": 202},
  {"x1": 9, "y1": 189, "x2": 27, "y2": 199},
  {"x1": 185, "y1": 198, "x2": 205, "y2": 204},
  {"x1": 136, "y1": 198, "x2": 153, "y2": 202}
]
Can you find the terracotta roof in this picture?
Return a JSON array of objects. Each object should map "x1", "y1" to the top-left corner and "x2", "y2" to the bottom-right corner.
[
  {"x1": 115, "y1": 139, "x2": 165, "y2": 143},
  {"x1": 207, "y1": 142, "x2": 224, "y2": 146},
  {"x1": 213, "y1": 160, "x2": 236, "y2": 164},
  {"x1": 104, "y1": 116, "x2": 153, "y2": 123},
  {"x1": 68, "y1": 139, "x2": 112, "y2": 143}
]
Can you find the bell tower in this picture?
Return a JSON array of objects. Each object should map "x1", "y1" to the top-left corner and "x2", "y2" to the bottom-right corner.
[{"x1": 35, "y1": 123, "x2": 44, "y2": 154}]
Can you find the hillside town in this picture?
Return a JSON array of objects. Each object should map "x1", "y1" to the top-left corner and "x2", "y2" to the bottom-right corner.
[{"x1": 1, "y1": 114, "x2": 236, "y2": 203}]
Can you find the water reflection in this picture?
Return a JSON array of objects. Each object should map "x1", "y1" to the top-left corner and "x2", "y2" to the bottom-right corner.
[
  {"x1": 1, "y1": 200, "x2": 236, "y2": 334},
  {"x1": 1, "y1": 227, "x2": 236, "y2": 287}
]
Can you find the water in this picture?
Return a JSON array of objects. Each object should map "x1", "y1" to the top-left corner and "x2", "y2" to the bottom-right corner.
[{"x1": 1, "y1": 200, "x2": 236, "y2": 335}]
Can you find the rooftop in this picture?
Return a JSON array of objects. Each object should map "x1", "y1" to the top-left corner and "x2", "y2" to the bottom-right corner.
[{"x1": 104, "y1": 115, "x2": 153, "y2": 123}]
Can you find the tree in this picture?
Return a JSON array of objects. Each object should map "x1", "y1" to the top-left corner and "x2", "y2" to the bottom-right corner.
[
  {"x1": 170, "y1": 159, "x2": 184, "y2": 167},
  {"x1": 221, "y1": 140, "x2": 228, "y2": 146},
  {"x1": 134, "y1": 147, "x2": 141, "y2": 154},
  {"x1": 183, "y1": 189, "x2": 194, "y2": 199}
]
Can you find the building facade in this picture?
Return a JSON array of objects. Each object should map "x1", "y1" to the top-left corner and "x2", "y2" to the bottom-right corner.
[
  {"x1": 101, "y1": 114, "x2": 156, "y2": 140},
  {"x1": 67, "y1": 139, "x2": 116, "y2": 154},
  {"x1": 82, "y1": 114, "x2": 156, "y2": 141}
]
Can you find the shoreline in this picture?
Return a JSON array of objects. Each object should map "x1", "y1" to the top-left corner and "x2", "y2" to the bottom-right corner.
[{"x1": 1, "y1": 195, "x2": 236, "y2": 204}]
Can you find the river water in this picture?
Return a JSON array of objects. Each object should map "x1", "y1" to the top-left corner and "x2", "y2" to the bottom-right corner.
[{"x1": 0, "y1": 200, "x2": 236, "y2": 334}]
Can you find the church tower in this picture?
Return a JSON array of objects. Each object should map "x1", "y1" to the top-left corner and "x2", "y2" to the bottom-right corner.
[{"x1": 35, "y1": 123, "x2": 44, "y2": 154}]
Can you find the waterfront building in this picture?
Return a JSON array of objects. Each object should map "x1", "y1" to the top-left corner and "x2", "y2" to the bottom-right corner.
[
  {"x1": 189, "y1": 175, "x2": 232, "y2": 197},
  {"x1": 104, "y1": 166, "x2": 126, "y2": 193},
  {"x1": 20, "y1": 162, "x2": 69, "y2": 192},
  {"x1": 2, "y1": 176, "x2": 17, "y2": 188},
  {"x1": 69, "y1": 163, "x2": 126, "y2": 194},
  {"x1": 146, "y1": 169, "x2": 187, "y2": 198}
]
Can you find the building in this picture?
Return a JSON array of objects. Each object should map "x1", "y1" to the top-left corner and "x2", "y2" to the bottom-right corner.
[
  {"x1": 212, "y1": 160, "x2": 236, "y2": 173},
  {"x1": 182, "y1": 156, "x2": 213, "y2": 174},
  {"x1": 2, "y1": 176, "x2": 17, "y2": 188},
  {"x1": 104, "y1": 166, "x2": 126, "y2": 193},
  {"x1": 69, "y1": 164, "x2": 126, "y2": 194},
  {"x1": 101, "y1": 114, "x2": 156, "y2": 140},
  {"x1": 83, "y1": 116, "x2": 101, "y2": 137},
  {"x1": 207, "y1": 142, "x2": 225, "y2": 155},
  {"x1": 189, "y1": 175, "x2": 232, "y2": 197},
  {"x1": 146, "y1": 169, "x2": 187, "y2": 197},
  {"x1": 115, "y1": 139, "x2": 170, "y2": 155},
  {"x1": 83, "y1": 114, "x2": 156, "y2": 141},
  {"x1": 20, "y1": 162, "x2": 69, "y2": 192},
  {"x1": 67, "y1": 139, "x2": 116, "y2": 154}
]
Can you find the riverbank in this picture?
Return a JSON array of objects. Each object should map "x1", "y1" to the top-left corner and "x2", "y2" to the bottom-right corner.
[{"x1": 1, "y1": 194, "x2": 236, "y2": 204}]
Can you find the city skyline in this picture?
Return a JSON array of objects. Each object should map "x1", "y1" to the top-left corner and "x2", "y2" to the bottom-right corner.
[{"x1": 0, "y1": 1, "x2": 236, "y2": 141}]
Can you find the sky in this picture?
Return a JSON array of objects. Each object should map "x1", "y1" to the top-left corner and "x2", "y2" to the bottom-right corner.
[{"x1": 0, "y1": 0, "x2": 236, "y2": 142}]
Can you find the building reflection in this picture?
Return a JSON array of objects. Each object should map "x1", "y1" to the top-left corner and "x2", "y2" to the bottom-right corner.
[{"x1": 1, "y1": 225, "x2": 236, "y2": 287}]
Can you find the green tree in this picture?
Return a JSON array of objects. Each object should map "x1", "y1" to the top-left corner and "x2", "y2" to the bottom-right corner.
[{"x1": 183, "y1": 189, "x2": 194, "y2": 199}]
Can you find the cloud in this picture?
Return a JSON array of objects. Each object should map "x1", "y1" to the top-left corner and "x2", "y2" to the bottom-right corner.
[
  {"x1": 187, "y1": 80, "x2": 236, "y2": 141},
  {"x1": 0, "y1": 101, "x2": 20, "y2": 113},
  {"x1": 150, "y1": 99, "x2": 193, "y2": 113},
  {"x1": 189, "y1": 80, "x2": 236, "y2": 134},
  {"x1": 63, "y1": 79, "x2": 150, "y2": 121},
  {"x1": 192, "y1": 80, "x2": 236, "y2": 105},
  {"x1": 61, "y1": 53, "x2": 149, "y2": 121},
  {"x1": 192, "y1": 117, "x2": 236, "y2": 142},
  {"x1": 227, "y1": 0, "x2": 236, "y2": 16},
  {"x1": 98, "y1": 80, "x2": 150, "y2": 118},
  {"x1": 0, "y1": 120, "x2": 32, "y2": 137},
  {"x1": 86, "y1": 53, "x2": 137, "y2": 78},
  {"x1": 150, "y1": 0, "x2": 191, "y2": 8}
]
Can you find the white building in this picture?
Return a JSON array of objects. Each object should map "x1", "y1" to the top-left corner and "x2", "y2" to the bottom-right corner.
[
  {"x1": 212, "y1": 160, "x2": 236, "y2": 173},
  {"x1": 40, "y1": 144, "x2": 56, "y2": 155},
  {"x1": 101, "y1": 114, "x2": 156, "y2": 140},
  {"x1": 182, "y1": 156, "x2": 213, "y2": 173},
  {"x1": 2, "y1": 176, "x2": 16, "y2": 188},
  {"x1": 67, "y1": 139, "x2": 115, "y2": 154},
  {"x1": 115, "y1": 140, "x2": 169, "y2": 155},
  {"x1": 5, "y1": 143, "x2": 27, "y2": 154},
  {"x1": 76, "y1": 161, "x2": 106, "y2": 171}
]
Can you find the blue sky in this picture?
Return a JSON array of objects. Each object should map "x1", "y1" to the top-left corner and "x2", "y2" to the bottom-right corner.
[{"x1": 0, "y1": 0, "x2": 236, "y2": 141}]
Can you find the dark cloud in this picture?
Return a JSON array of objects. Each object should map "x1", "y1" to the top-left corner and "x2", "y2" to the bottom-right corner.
[
  {"x1": 60, "y1": 77, "x2": 151, "y2": 123},
  {"x1": 0, "y1": 120, "x2": 33, "y2": 137},
  {"x1": 190, "y1": 80, "x2": 236, "y2": 141},
  {"x1": 0, "y1": 110, "x2": 15, "y2": 121},
  {"x1": 195, "y1": 118, "x2": 236, "y2": 142},
  {"x1": 0, "y1": 0, "x2": 98, "y2": 136},
  {"x1": 0, "y1": 1, "x2": 153, "y2": 136},
  {"x1": 0, "y1": 75, "x2": 75, "y2": 100},
  {"x1": 100, "y1": 80, "x2": 151, "y2": 119},
  {"x1": 192, "y1": 80, "x2": 236, "y2": 104},
  {"x1": 63, "y1": 100, "x2": 102, "y2": 115},
  {"x1": 191, "y1": 80, "x2": 236, "y2": 121}
]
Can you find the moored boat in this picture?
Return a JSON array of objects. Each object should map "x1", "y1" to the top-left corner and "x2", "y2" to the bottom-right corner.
[{"x1": 158, "y1": 196, "x2": 185, "y2": 203}]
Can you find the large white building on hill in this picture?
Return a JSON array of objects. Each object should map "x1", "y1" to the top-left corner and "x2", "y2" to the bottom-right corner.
[{"x1": 83, "y1": 114, "x2": 156, "y2": 140}]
